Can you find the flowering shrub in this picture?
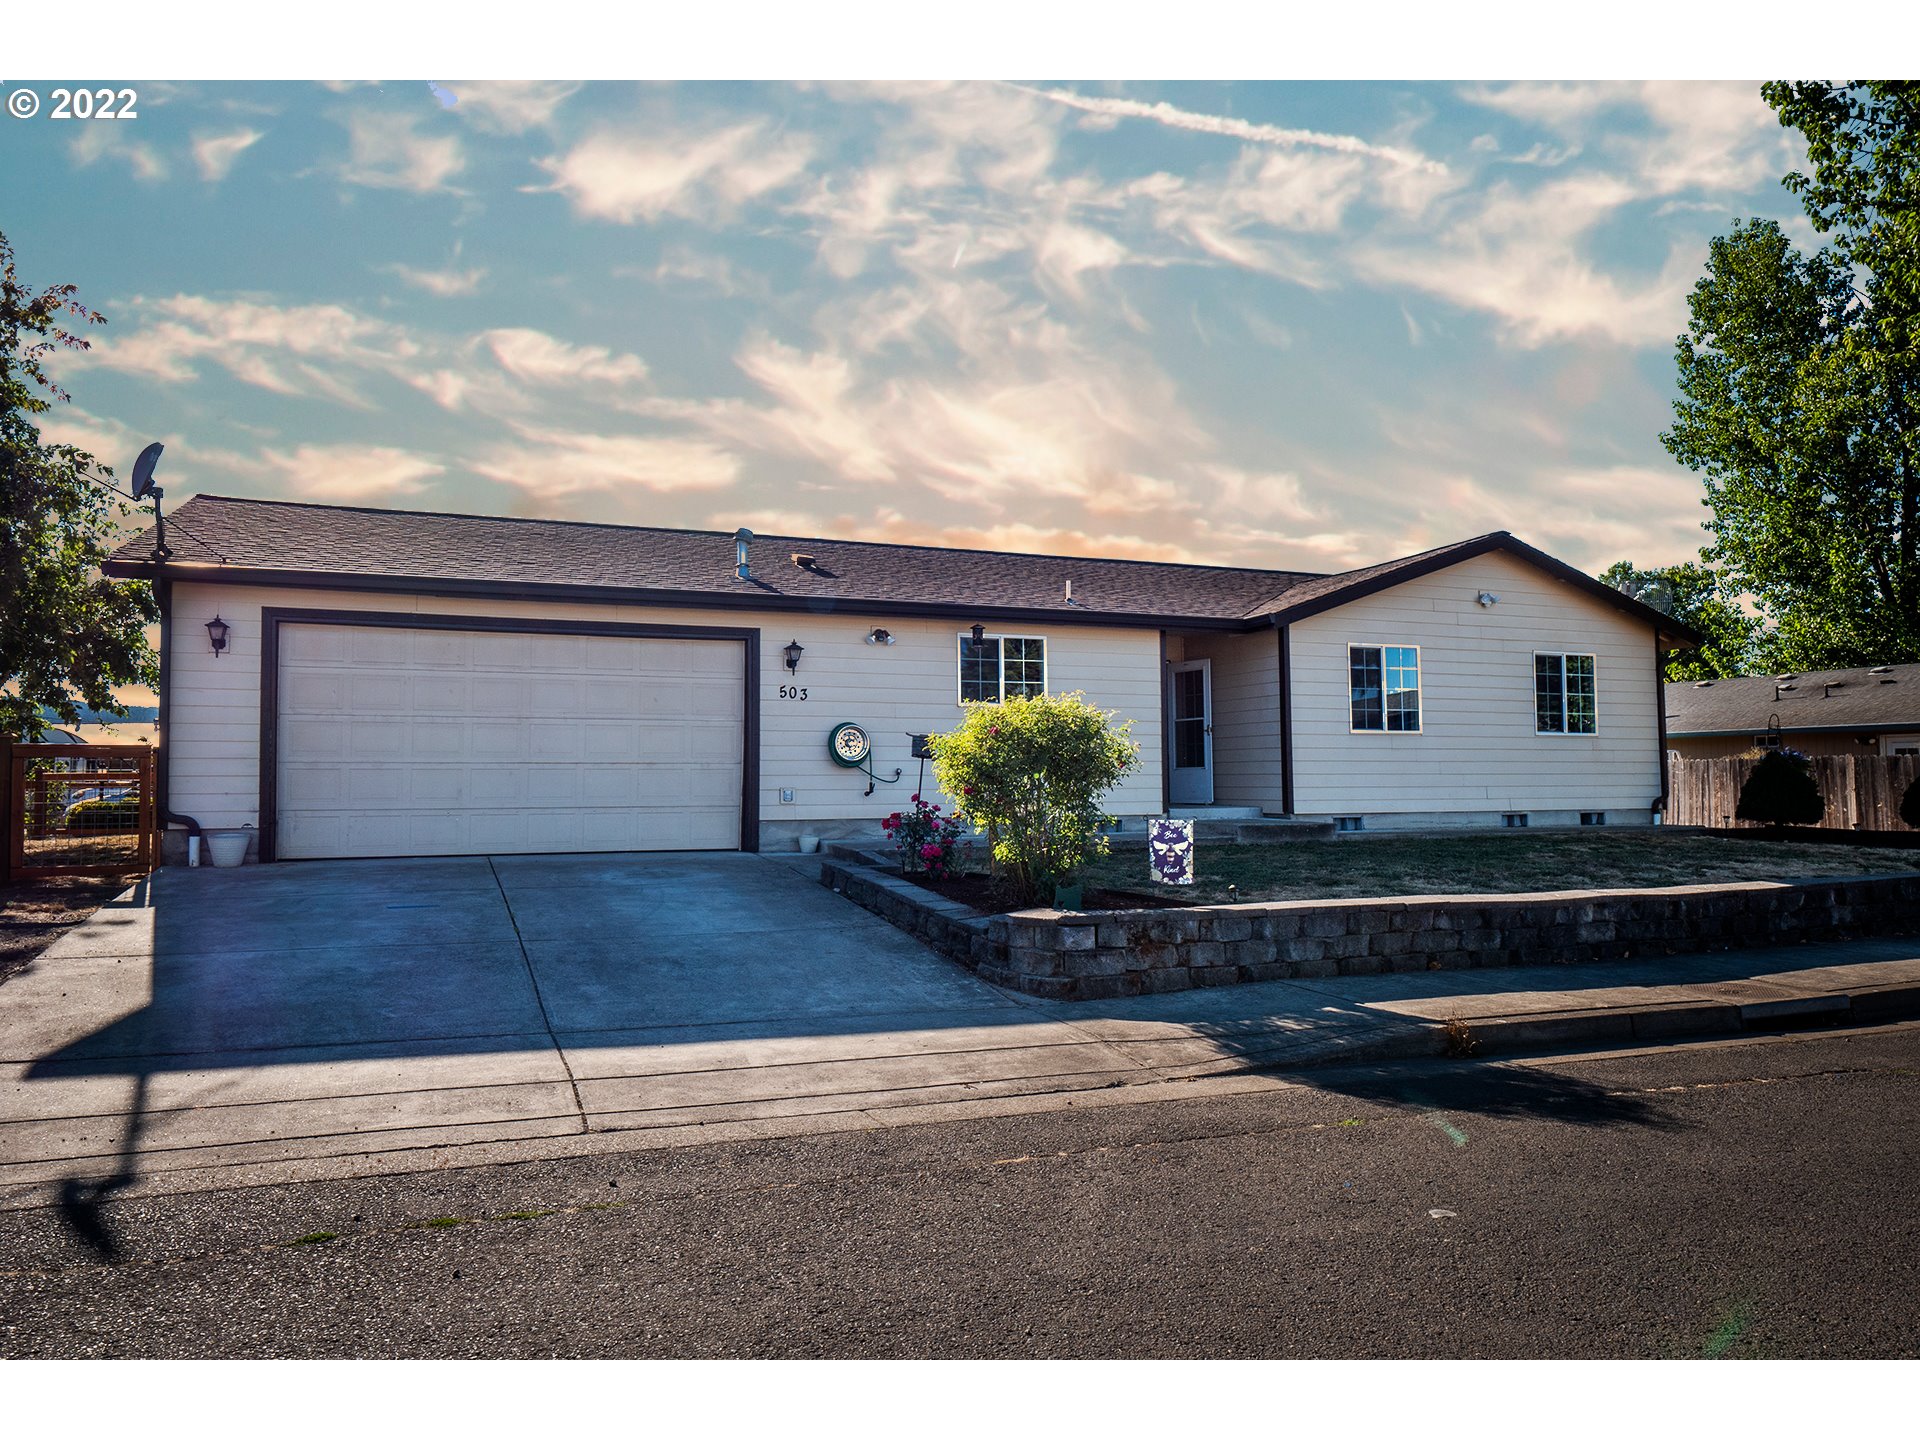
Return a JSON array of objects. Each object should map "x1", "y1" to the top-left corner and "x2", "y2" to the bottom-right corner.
[
  {"x1": 928, "y1": 691, "x2": 1139, "y2": 906},
  {"x1": 882, "y1": 793, "x2": 968, "y2": 878}
]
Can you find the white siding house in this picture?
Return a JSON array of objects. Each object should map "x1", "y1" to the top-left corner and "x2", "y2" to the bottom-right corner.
[
  {"x1": 1287, "y1": 550, "x2": 1663, "y2": 827},
  {"x1": 162, "y1": 581, "x2": 1168, "y2": 857},
  {"x1": 105, "y1": 497, "x2": 1694, "y2": 862}
]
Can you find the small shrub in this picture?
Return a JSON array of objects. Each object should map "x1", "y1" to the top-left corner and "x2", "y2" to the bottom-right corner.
[
  {"x1": 1734, "y1": 749, "x2": 1824, "y2": 826},
  {"x1": 927, "y1": 690, "x2": 1139, "y2": 908},
  {"x1": 881, "y1": 793, "x2": 967, "y2": 878},
  {"x1": 63, "y1": 796, "x2": 140, "y2": 833}
]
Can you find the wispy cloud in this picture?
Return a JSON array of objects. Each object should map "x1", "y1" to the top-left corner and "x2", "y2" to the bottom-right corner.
[
  {"x1": 481, "y1": 328, "x2": 648, "y2": 388},
  {"x1": 192, "y1": 128, "x2": 264, "y2": 182},
  {"x1": 336, "y1": 110, "x2": 464, "y2": 193},
  {"x1": 535, "y1": 122, "x2": 811, "y2": 223},
  {"x1": 472, "y1": 424, "x2": 740, "y2": 500},
  {"x1": 70, "y1": 126, "x2": 168, "y2": 183},
  {"x1": 1013, "y1": 84, "x2": 1448, "y2": 175},
  {"x1": 255, "y1": 442, "x2": 444, "y2": 502},
  {"x1": 445, "y1": 80, "x2": 582, "y2": 134},
  {"x1": 382, "y1": 259, "x2": 487, "y2": 297}
]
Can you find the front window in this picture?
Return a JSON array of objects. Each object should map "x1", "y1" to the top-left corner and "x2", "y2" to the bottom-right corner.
[
  {"x1": 1535, "y1": 653, "x2": 1597, "y2": 734},
  {"x1": 1350, "y1": 644, "x2": 1420, "y2": 732},
  {"x1": 958, "y1": 633, "x2": 1047, "y2": 703}
]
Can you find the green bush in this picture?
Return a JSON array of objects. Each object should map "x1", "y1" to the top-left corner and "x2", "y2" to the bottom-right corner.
[
  {"x1": 64, "y1": 796, "x2": 140, "y2": 832},
  {"x1": 1734, "y1": 749, "x2": 1825, "y2": 827},
  {"x1": 927, "y1": 690, "x2": 1139, "y2": 907}
]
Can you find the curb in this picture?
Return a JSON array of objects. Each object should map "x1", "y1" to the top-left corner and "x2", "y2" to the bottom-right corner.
[{"x1": 1420, "y1": 982, "x2": 1920, "y2": 1062}]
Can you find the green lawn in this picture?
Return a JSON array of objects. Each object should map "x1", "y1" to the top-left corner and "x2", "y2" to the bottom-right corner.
[{"x1": 1078, "y1": 830, "x2": 1920, "y2": 905}]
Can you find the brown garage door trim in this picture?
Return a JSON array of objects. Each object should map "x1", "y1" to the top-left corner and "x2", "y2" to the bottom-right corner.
[{"x1": 258, "y1": 607, "x2": 761, "y2": 862}]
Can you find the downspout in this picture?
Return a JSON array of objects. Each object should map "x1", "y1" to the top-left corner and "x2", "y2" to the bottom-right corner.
[
  {"x1": 1275, "y1": 618, "x2": 1295, "y2": 817},
  {"x1": 1158, "y1": 631, "x2": 1171, "y2": 816},
  {"x1": 154, "y1": 570, "x2": 204, "y2": 852},
  {"x1": 1652, "y1": 622, "x2": 1669, "y2": 824}
]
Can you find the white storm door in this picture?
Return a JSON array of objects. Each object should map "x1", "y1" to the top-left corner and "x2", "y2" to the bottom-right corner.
[{"x1": 1168, "y1": 658, "x2": 1214, "y2": 806}]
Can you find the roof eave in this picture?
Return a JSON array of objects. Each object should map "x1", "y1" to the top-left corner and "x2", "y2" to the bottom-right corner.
[
  {"x1": 103, "y1": 559, "x2": 1260, "y2": 631},
  {"x1": 1255, "y1": 532, "x2": 1706, "y2": 647}
]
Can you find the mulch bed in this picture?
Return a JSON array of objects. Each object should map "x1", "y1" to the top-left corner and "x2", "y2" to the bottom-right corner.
[
  {"x1": 0, "y1": 874, "x2": 132, "y2": 987},
  {"x1": 900, "y1": 869, "x2": 1195, "y2": 915}
]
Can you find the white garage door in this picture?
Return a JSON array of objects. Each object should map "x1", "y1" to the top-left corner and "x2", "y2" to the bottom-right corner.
[{"x1": 274, "y1": 623, "x2": 745, "y2": 859}]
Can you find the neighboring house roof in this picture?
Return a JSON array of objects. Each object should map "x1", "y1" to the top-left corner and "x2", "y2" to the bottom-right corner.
[
  {"x1": 1666, "y1": 663, "x2": 1920, "y2": 736},
  {"x1": 103, "y1": 494, "x2": 1698, "y2": 641}
]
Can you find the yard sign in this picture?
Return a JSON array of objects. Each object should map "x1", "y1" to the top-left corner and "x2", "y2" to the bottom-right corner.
[{"x1": 1148, "y1": 819, "x2": 1194, "y2": 885}]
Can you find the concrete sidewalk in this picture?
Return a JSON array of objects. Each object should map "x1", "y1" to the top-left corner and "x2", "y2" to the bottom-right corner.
[{"x1": 6, "y1": 854, "x2": 1920, "y2": 1208}]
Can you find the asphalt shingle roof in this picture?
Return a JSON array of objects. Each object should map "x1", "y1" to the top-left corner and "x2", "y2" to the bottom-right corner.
[
  {"x1": 108, "y1": 495, "x2": 1323, "y2": 623},
  {"x1": 1666, "y1": 663, "x2": 1920, "y2": 734},
  {"x1": 103, "y1": 494, "x2": 1693, "y2": 640}
]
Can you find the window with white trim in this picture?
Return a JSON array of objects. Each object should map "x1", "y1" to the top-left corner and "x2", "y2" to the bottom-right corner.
[
  {"x1": 958, "y1": 633, "x2": 1047, "y2": 703},
  {"x1": 1350, "y1": 644, "x2": 1420, "y2": 732},
  {"x1": 1535, "y1": 653, "x2": 1597, "y2": 734}
]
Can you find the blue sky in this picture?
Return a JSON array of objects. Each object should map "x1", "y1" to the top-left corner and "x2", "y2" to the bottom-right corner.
[{"x1": 3, "y1": 79, "x2": 1814, "y2": 575}]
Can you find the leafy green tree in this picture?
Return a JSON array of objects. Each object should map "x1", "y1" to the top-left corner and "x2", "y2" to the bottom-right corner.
[
  {"x1": 1663, "y1": 84, "x2": 1920, "y2": 670},
  {"x1": 1600, "y1": 559, "x2": 1760, "y2": 680},
  {"x1": 928, "y1": 691, "x2": 1139, "y2": 907},
  {"x1": 0, "y1": 229, "x2": 156, "y2": 740}
]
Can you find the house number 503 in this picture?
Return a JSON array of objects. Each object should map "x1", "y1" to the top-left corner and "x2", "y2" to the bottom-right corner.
[{"x1": 778, "y1": 684, "x2": 809, "y2": 700}]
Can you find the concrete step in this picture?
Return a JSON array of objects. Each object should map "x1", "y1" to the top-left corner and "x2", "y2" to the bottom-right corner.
[{"x1": 1168, "y1": 805, "x2": 1263, "y2": 820}]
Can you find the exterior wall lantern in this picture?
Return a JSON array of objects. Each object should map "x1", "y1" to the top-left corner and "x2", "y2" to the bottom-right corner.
[
  {"x1": 969, "y1": 623, "x2": 986, "y2": 645},
  {"x1": 782, "y1": 639, "x2": 804, "y2": 673},
  {"x1": 205, "y1": 614, "x2": 232, "y2": 658}
]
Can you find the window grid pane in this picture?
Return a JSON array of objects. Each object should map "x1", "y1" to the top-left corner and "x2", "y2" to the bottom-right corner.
[
  {"x1": 1003, "y1": 637, "x2": 1046, "y2": 698},
  {"x1": 1535, "y1": 654, "x2": 1565, "y2": 733},
  {"x1": 1384, "y1": 646, "x2": 1420, "y2": 731},
  {"x1": 1350, "y1": 646, "x2": 1383, "y2": 731},
  {"x1": 959, "y1": 637, "x2": 1001, "y2": 703},
  {"x1": 1565, "y1": 654, "x2": 1596, "y2": 733}
]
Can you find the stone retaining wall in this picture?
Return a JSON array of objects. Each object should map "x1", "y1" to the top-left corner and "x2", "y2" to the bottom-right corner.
[{"x1": 820, "y1": 855, "x2": 1920, "y2": 1001}]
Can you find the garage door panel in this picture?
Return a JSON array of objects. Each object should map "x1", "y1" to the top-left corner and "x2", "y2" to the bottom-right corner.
[
  {"x1": 412, "y1": 674, "x2": 471, "y2": 712},
  {"x1": 276, "y1": 624, "x2": 745, "y2": 859},
  {"x1": 347, "y1": 629, "x2": 413, "y2": 666}
]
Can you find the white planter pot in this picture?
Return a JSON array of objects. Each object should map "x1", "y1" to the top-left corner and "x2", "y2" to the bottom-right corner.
[
  {"x1": 797, "y1": 834, "x2": 821, "y2": 854},
  {"x1": 205, "y1": 829, "x2": 251, "y2": 868}
]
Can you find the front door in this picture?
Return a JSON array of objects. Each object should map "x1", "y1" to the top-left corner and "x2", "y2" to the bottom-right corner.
[{"x1": 1168, "y1": 658, "x2": 1213, "y2": 805}]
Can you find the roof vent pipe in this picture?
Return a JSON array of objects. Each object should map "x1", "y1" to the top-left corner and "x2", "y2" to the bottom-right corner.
[{"x1": 734, "y1": 528, "x2": 753, "y2": 580}]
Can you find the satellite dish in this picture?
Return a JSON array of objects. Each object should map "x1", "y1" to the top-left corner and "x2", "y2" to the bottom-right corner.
[{"x1": 129, "y1": 442, "x2": 164, "y2": 500}]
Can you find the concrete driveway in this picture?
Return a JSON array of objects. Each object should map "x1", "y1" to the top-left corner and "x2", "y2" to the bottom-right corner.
[{"x1": 2, "y1": 852, "x2": 1281, "y2": 1206}]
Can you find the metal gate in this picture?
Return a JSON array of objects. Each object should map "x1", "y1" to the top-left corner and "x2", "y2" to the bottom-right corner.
[{"x1": 2, "y1": 742, "x2": 158, "y2": 882}]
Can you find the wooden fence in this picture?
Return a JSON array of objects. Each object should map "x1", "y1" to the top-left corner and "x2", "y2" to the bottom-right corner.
[{"x1": 1668, "y1": 753, "x2": 1920, "y2": 832}]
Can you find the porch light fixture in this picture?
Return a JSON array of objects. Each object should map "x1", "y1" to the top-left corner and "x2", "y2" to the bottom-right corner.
[
  {"x1": 205, "y1": 614, "x2": 231, "y2": 658},
  {"x1": 866, "y1": 627, "x2": 894, "y2": 646},
  {"x1": 782, "y1": 639, "x2": 805, "y2": 673},
  {"x1": 969, "y1": 623, "x2": 986, "y2": 645}
]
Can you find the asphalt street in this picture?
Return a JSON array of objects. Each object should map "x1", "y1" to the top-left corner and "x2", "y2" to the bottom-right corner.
[{"x1": 4, "y1": 1023, "x2": 1919, "y2": 1358}]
